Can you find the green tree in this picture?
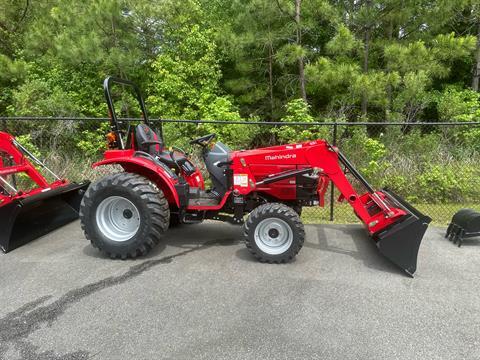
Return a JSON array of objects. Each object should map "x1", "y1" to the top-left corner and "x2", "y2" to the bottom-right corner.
[{"x1": 147, "y1": 20, "x2": 255, "y2": 148}]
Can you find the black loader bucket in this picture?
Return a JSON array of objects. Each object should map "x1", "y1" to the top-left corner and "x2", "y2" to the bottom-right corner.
[
  {"x1": 446, "y1": 209, "x2": 480, "y2": 247},
  {"x1": 372, "y1": 189, "x2": 432, "y2": 277},
  {"x1": 0, "y1": 182, "x2": 89, "y2": 253}
]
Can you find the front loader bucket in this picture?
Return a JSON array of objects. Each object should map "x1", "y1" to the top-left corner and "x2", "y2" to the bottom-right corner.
[
  {"x1": 372, "y1": 189, "x2": 431, "y2": 277},
  {"x1": 0, "y1": 182, "x2": 89, "y2": 253}
]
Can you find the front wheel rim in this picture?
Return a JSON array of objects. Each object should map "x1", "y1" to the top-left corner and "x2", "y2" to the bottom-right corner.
[
  {"x1": 254, "y1": 218, "x2": 293, "y2": 255},
  {"x1": 96, "y1": 196, "x2": 141, "y2": 242}
]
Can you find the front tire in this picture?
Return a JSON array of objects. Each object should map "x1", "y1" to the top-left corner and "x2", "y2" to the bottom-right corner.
[
  {"x1": 244, "y1": 203, "x2": 305, "y2": 263},
  {"x1": 80, "y1": 172, "x2": 169, "y2": 259}
]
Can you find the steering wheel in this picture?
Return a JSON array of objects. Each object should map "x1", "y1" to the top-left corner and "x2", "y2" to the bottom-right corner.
[{"x1": 189, "y1": 133, "x2": 216, "y2": 147}]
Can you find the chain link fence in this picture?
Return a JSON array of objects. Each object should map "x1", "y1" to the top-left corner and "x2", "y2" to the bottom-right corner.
[{"x1": 1, "y1": 117, "x2": 480, "y2": 225}]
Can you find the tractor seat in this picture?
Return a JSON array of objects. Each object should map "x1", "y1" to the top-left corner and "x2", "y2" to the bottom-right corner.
[
  {"x1": 135, "y1": 124, "x2": 164, "y2": 155},
  {"x1": 135, "y1": 124, "x2": 193, "y2": 173},
  {"x1": 156, "y1": 151, "x2": 188, "y2": 168}
]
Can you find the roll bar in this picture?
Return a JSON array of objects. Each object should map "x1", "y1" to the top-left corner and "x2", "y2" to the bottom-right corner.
[{"x1": 103, "y1": 76, "x2": 163, "y2": 149}]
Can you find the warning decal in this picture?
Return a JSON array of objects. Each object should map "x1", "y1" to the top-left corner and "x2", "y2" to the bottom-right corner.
[{"x1": 234, "y1": 174, "x2": 249, "y2": 187}]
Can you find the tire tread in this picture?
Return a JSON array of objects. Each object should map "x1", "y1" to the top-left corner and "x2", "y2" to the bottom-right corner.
[
  {"x1": 243, "y1": 203, "x2": 305, "y2": 263},
  {"x1": 80, "y1": 172, "x2": 169, "y2": 259}
]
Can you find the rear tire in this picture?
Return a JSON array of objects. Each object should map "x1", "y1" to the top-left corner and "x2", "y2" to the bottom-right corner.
[
  {"x1": 244, "y1": 203, "x2": 305, "y2": 263},
  {"x1": 80, "y1": 172, "x2": 169, "y2": 259}
]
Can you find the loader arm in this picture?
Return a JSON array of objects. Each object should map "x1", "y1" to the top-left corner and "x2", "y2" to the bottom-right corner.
[
  {"x1": 304, "y1": 144, "x2": 406, "y2": 232},
  {"x1": 0, "y1": 132, "x2": 50, "y2": 189}
]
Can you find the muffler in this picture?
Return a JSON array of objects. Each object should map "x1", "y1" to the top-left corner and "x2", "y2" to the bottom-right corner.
[{"x1": 372, "y1": 189, "x2": 431, "y2": 276}]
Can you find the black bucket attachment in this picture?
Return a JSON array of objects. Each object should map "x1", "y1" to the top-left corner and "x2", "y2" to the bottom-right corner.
[
  {"x1": 0, "y1": 182, "x2": 89, "y2": 253},
  {"x1": 372, "y1": 189, "x2": 432, "y2": 277},
  {"x1": 446, "y1": 209, "x2": 480, "y2": 247}
]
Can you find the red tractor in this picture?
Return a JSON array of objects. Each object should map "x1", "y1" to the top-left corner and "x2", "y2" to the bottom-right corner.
[{"x1": 80, "y1": 77, "x2": 431, "y2": 276}]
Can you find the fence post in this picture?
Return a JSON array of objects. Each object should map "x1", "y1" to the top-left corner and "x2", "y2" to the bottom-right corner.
[{"x1": 329, "y1": 122, "x2": 338, "y2": 222}]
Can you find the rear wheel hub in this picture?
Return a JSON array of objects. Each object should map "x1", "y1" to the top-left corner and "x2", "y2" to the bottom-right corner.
[
  {"x1": 96, "y1": 196, "x2": 140, "y2": 242},
  {"x1": 268, "y1": 228, "x2": 279, "y2": 238}
]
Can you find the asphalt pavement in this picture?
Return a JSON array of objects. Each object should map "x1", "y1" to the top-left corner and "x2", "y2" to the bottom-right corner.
[{"x1": 0, "y1": 221, "x2": 479, "y2": 360}]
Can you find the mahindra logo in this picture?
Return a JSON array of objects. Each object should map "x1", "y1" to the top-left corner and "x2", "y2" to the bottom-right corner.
[{"x1": 264, "y1": 154, "x2": 297, "y2": 161}]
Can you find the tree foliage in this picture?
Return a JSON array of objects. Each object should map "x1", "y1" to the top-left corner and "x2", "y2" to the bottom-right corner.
[{"x1": 2, "y1": 0, "x2": 479, "y2": 123}]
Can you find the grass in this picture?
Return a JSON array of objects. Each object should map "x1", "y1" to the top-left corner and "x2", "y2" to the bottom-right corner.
[{"x1": 301, "y1": 203, "x2": 480, "y2": 226}]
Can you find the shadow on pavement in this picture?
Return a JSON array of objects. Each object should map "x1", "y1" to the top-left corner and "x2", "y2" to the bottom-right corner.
[
  {"x1": 304, "y1": 224, "x2": 403, "y2": 275},
  {"x1": 235, "y1": 248, "x2": 257, "y2": 263},
  {"x1": 449, "y1": 238, "x2": 480, "y2": 247},
  {"x1": 82, "y1": 222, "x2": 241, "y2": 260},
  {"x1": 81, "y1": 221, "x2": 404, "y2": 275},
  {"x1": 82, "y1": 241, "x2": 165, "y2": 260}
]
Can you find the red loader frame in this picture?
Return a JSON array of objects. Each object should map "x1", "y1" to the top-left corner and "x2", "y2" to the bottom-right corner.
[{"x1": 0, "y1": 131, "x2": 89, "y2": 252}]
